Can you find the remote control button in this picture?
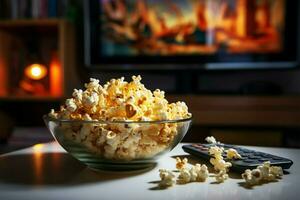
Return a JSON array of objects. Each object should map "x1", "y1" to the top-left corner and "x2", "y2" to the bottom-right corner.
[
  {"x1": 240, "y1": 153, "x2": 250, "y2": 157},
  {"x1": 241, "y1": 149, "x2": 252, "y2": 153},
  {"x1": 271, "y1": 157, "x2": 282, "y2": 160},
  {"x1": 223, "y1": 144, "x2": 234, "y2": 148},
  {"x1": 192, "y1": 144, "x2": 202, "y2": 148},
  {"x1": 248, "y1": 156, "x2": 260, "y2": 159},
  {"x1": 259, "y1": 158, "x2": 269, "y2": 162},
  {"x1": 244, "y1": 159, "x2": 256, "y2": 163},
  {"x1": 254, "y1": 152, "x2": 263, "y2": 156},
  {"x1": 192, "y1": 144, "x2": 209, "y2": 151},
  {"x1": 260, "y1": 154, "x2": 271, "y2": 158}
]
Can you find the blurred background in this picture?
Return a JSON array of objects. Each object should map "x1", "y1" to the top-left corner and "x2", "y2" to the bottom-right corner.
[{"x1": 0, "y1": 0, "x2": 300, "y2": 153}]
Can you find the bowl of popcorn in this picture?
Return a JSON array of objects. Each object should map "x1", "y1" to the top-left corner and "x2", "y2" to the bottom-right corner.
[{"x1": 44, "y1": 76, "x2": 192, "y2": 170}]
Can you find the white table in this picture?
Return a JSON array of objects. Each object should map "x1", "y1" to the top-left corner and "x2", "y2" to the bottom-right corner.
[{"x1": 0, "y1": 142, "x2": 299, "y2": 200}]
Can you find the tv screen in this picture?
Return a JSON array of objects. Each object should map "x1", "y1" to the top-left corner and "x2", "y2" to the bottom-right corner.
[{"x1": 84, "y1": 0, "x2": 299, "y2": 70}]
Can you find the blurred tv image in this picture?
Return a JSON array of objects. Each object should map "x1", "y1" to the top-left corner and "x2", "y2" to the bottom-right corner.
[{"x1": 100, "y1": 0, "x2": 286, "y2": 56}]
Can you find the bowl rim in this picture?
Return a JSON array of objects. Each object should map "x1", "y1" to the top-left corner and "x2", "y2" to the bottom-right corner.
[{"x1": 43, "y1": 114, "x2": 192, "y2": 124}]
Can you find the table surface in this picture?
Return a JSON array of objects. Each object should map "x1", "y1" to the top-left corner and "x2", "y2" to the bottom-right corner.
[{"x1": 0, "y1": 142, "x2": 299, "y2": 200}]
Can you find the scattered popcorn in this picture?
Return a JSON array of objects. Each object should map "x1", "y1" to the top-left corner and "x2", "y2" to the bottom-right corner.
[
  {"x1": 178, "y1": 163, "x2": 209, "y2": 184},
  {"x1": 49, "y1": 76, "x2": 191, "y2": 160},
  {"x1": 242, "y1": 161, "x2": 283, "y2": 186},
  {"x1": 178, "y1": 168, "x2": 191, "y2": 183},
  {"x1": 210, "y1": 159, "x2": 232, "y2": 172},
  {"x1": 270, "y1": 166, "x2": 283, "y2": 178},
  {"x1": 159, "y1": 169, "x2": 176, "y2": 187},
  {"x1": 226, "y1": 148, "x2": 242, "y2": 160},
  {"x1": 209, "y1": 146, "x2": 224, "y2": 158},
  {"x1": 209, "y1": 146, "x2": 231, "y2": 182},
  {"x1": 191, "y1": 164, "x2": 209, "y2": 182},
  {"x1": 257, "y1": 161, "x2": 283, "y2": 181},
  {"x1": 176, "y1": 157, "x2": 188, "y2": 170},
  {"x1": 205, "y1": 136, "x2": 217, "y2": 144},
  {"x1": 154, "y1": 136, "x2": 286, "y2": 189},
  {"x1": 215, "y1": 169, "x2": 229, "y2": 183},
  {"x1": 188, "y1": 165, "x2": 199, "y2": 182}
]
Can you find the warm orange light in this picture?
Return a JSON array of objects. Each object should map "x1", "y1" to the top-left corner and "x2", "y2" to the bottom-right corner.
[
  {"x1": 25, "y1": 63, "x2": 47, "y2": 80},
  {"x1": 0, "y1": 58, "x2": 7, "y2": 96},
  {"x1": 50, "y1": 53, "x2": 63, "y2": 97}
]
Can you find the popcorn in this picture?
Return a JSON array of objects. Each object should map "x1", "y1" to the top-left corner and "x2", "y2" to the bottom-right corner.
[
  {"x1": 209, "y1": 146, "x2": 231, "y2": 182},
  {"x1": 177, "y1": 162, "x2": 209, "y2": 184},
  {"x1": 176, "y1": 157, "x2": 188, "y2": 170},
  {"x1": 209, "y1": 146, "x2": 224, "y2": 157},
  {"x1": 49, "y1": 76, "x2": 191, "y2": 161},
  {"x1": 72, "y1": 89, "x2": 83, "y2": 101},
  {"x1": 205, "y1": 136, "x2": 217, "y2": 144},
  {"x1": 159, "y1": 169, "x2": 175, "y2": 187},
  {"x1": 82, "y1": 92, "x2": 99, "y2": 108},
  {"x1": 226, "y1": 148, "x2": 242, "y2": 160},
  {"x1": 49, "y1": 109, "x2": 58, "y2": 118},
  {"x1": 65, "y1": 98, "x2": 77, "y2": 112},
  {"x1": 125, "y1": 104, "x2": 137, "y2": 118},
  {"x1": 178, "y1": 168, "x2": 191, "y2": 183},
  {"x1": 215, "y1": 170, "x2": 229, "y2": 183},
  {"x1": 210, "y1": 159, "x2": 232, "y2": 172},
  {"x1": 85, "y1": 78, "x2": 100, "y2": 91},
  {"x1": 242, "y1": 161, "x2": 283, "y2": 186},
  {"x1": 270, "y1": 166, "x2": 283, "y2": 177},
  {"x1": 190, "y1": 164, "x2": 209, "y2": 182}
]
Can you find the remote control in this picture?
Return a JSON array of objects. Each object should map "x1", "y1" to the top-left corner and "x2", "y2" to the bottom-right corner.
[{"x1": 182, "y1": 143, "x2": 293, "y2": 172}]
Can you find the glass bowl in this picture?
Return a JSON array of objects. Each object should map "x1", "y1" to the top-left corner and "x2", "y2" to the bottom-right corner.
[{"x1": 43, "y1": 115, "x2": 192, "y2": 171}]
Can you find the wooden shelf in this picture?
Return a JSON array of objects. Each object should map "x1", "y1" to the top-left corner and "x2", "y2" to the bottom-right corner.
[
  {"x1": 167, "y1": 95, "x2": 300, "y2": 128},
  {"x1": 0, "y1": 96, "x2": 62, "y2": 102},
  {"x1": 0, "y1": 19, "x2": 62, "y2": 27}
]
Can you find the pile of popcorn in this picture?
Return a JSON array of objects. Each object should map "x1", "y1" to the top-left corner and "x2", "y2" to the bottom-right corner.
[{"x1": 49, "y1": 76, "x2": 191, "y2": 160}]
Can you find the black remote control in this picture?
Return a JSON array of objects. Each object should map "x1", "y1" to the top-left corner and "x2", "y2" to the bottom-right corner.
[{"x1": 182, "y1": 143, "x2": 293, "y2": 172}]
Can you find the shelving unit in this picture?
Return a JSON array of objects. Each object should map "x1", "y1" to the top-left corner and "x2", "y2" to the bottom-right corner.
[
  {"x1": 168, "y1": 95, "x2": 300, "y2": 146},
  {"x1": 0, "y1": 19, "x2": 79, "y2": 100},
  {"x1": 167, "y1": 95, "x2": 300, "y2": 127}
]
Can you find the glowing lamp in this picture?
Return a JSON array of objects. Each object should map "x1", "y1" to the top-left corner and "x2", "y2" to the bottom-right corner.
[{"x1": 24, "y1": 63, "x2": 47, "y2": 80}]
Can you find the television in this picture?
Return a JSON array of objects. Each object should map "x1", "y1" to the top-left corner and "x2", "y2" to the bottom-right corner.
[{"x1": 84, "y1": 0, "x2": 299, "y2": 70}]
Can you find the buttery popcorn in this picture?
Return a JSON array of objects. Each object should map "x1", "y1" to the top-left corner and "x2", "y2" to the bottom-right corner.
[
  {"x1": 209, "y1": 146, "x2": 232, "y2": 182},
  {"x1": 178, "y1": 163, "x2": 209, "y2": 184},
  {"x1": 176, "y1": 157, "x2": 188, "y2": 170},
  {"x1": 226, "y1": 148, "x2": 242, "y2": 160},
  {"x1": 242, "y1": 161, "x2": 283, "y2": 186},
  {"x1": 178, "y1": 168, "x2": 191, "y2": 183},
  {"x1": 205, "y1": 136, "x2": 217, "y2": 144},
  {"x1": 159, "y1": 169, "x2": 176, "y2": 187},
  {"x1": 49, "y1": 76, "x2": 191, "y2": 160},
  {"x1": 215, "y1": 169, "x2": 229, "y2": 183}
]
